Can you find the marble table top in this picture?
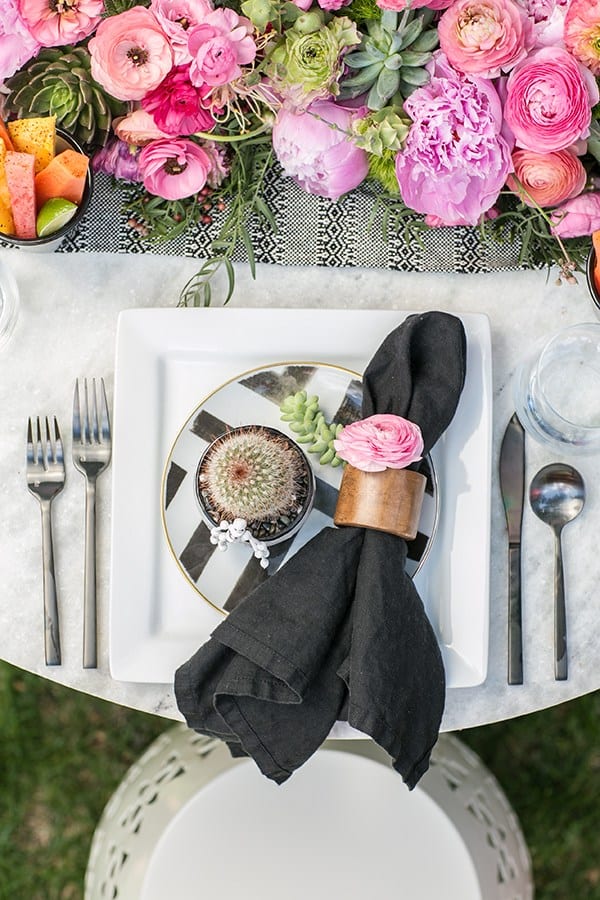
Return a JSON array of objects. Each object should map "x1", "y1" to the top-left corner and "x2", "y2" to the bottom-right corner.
[{"x1": 1, "y1": 246, "x2": 599, "y2": 735}]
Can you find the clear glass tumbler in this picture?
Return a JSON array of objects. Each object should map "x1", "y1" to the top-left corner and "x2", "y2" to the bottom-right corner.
[{"x1": 514, "y1": 322, "x2": 600, "y2": 453}]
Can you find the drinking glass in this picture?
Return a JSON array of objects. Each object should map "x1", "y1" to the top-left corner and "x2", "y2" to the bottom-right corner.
[{"x1": 514, "y1": 323, "x2": 600, "y2": 453}]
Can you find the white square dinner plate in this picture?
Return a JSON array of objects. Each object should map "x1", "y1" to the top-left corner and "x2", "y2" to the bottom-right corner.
[{"x1": 110, "y1": 308, "x2": 492, "y2": 687}]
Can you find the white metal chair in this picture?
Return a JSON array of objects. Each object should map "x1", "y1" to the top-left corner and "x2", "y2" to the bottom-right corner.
[{"x1": 85, "y1": 726, "x2": 534, "y2": 900}]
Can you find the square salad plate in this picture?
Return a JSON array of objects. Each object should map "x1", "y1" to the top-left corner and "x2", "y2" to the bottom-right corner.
[{"x1": 109, "y1": 308, "x2": 492, "y2": 687}]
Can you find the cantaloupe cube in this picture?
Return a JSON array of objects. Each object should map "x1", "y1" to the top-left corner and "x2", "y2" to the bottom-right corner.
[
  {"x1": 0, "y1": 140, "x2": 15, "y2": 235},
  {"x1": 5, "y1": 151, "x2": 36, "y2": 239},
  {"x1": 35, "y1": 149, "x2": 89, "y2": 208},
  {"x1": 8, "y1": 115, "x2": 56, "y2": 174}
]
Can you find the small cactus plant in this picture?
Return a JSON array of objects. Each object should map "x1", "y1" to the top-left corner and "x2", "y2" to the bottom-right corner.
[{"x1": 197, "y1": 426, "x2": 314, "y2": 542}]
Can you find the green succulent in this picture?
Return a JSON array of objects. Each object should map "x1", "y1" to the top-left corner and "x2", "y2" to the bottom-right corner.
[
  {"x1": 280, "y1": 391, "x2": 345, "y2": 467},
  {"x1": 5, "y1": 46, "x2": 126, "y2": 148},
  {"x1": 340, "y1": 8, "x2": 438, "y2": 110},
  {"x1": 352, "y1": 107, "x2": 410, "y2": 155}
]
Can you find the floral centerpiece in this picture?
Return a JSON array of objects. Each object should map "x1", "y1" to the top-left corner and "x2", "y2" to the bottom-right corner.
[{"x1": 2, "y1": 0, "x2": 600, "y2": 302}]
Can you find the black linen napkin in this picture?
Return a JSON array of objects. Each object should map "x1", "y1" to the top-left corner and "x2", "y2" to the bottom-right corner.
[{"x1": 175, "y1": 311, "x2": 467, "y2": 788}]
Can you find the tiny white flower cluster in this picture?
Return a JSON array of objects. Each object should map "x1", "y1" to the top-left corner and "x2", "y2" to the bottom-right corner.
[{"x1": 209, "y1": 517, "x2": 270, "y2": 569}]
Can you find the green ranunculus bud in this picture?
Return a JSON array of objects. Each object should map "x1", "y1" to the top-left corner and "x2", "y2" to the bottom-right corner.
[
  {"x1": 293, "y1": 10, "x2": 325, "y2": 34},
  {"x1": 241, "y1": 0, "x2": 276, "y2": 30}
]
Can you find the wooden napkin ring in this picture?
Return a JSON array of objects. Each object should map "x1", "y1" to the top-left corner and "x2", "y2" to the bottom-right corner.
[{"x1": 333, "y1": 464, "x2": 426, "y2": 540}]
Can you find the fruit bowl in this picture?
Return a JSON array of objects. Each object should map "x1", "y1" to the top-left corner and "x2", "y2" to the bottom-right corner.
[{"x1": 0, "y1": 128, "x2": 93, "y2": 252}]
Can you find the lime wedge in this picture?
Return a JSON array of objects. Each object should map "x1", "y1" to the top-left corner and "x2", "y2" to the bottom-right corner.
[{"x1": 36, "y1": 198, "x2": 78, "y2": 237}]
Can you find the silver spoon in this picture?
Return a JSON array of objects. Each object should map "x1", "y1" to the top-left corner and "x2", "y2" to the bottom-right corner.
[{"x1": 529, "y1": 464, "x2": 585, "y2": 681}]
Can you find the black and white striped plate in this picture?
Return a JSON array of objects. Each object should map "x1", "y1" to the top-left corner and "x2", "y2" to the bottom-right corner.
[{"x1": 161, "y1": 363, "x2": 438, "y2": 614}]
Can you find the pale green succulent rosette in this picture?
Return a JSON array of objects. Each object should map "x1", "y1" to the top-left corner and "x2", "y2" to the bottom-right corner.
[
  {"x1": 266, "y1": 15, "x2": 361, "y2": 103},
  {"x1": 352, "y1": 107, "x2": 410, "y2": 155}
]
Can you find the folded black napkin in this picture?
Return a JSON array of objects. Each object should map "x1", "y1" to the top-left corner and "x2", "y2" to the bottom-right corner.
[{"x1": 175, "y1": 311, "x2": 467, "y2": 788}]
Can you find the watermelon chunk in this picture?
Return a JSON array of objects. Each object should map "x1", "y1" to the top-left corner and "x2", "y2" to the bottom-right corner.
[
  {"x1": 0, "y1": 139, "x2": 15, "y2": 235},
  {"x1": 5, "y1": 151, "x2": 36, "y2": 239},
  {"x1": 35, "y1": 149, "x2": 89, "y2": 208}
]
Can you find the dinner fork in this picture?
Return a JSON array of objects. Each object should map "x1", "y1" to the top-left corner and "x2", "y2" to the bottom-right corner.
[
  {"x1": 72, "y1": 378, "x2": 112, "y2": 669},
  {"x1": 26, "y1": 416, "x2": 65, "y2": 666}
]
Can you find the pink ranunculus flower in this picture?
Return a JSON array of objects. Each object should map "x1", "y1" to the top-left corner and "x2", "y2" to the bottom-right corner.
[
  {"x1": 18, "y1": 0, "x2": 103, "y2": 47},
  {"x1": 88, "y1": 7, "x2": 173, "y2": 102},
  {"x1": 150, "y1": 0, "x2": 213, "y2": 65},
  {"x1": 0, "y1": 0, "x2": 40, "y2": 79},
  {"x1": 272, "y1": 100, "x2": 369, "y2": 201},
  {"x1": 377, "y1": 0, "x2": 453, "y2": 10},
  {"x1": 138, "y1": 137, "x2": 212, "y2": 200},
  {"x1": 551, "y1": 193, "x2": 600, "y2": 237},
  {"x1": 504, "y1": 47, "x2": 599, "y2": 153},
  {"x1": 438, "y1": 0, "x2": 535, "y2": 78},
  {"x1": 507, "y1": 148, "x2": 587, "y2": 208},
  {"x1": 187, "y1": 8, "x2": 256, "y2": 87},
  {"x1": 333, "y1": 414, "x2": 424, "y2": 473},
  {"x1": 395, "y1": 53, "x2": 513, "y2": 226},
  {"x1": 564, "y1": 0, "x2": 600, "y2": 76},
  {"x1": 142, "y1": 66, "x2": 215, "y2": 135},
  {"x1": 113, "y1": 109, "x2": 171, "y2": 146}
]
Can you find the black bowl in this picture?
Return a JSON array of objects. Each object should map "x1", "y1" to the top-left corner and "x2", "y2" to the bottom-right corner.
[{"x1": 0, "y1": 128, "x2": 93, "y2": 250}]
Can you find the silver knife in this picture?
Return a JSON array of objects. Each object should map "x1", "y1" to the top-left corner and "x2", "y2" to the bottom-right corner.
[{"x1": 499, "y1": 413, "x2": 525, "y2": 684}]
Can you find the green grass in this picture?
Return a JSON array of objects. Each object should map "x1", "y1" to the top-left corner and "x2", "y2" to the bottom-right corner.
[{"x1": 2, "y1": 659, "x2": 600, "y2": 899}]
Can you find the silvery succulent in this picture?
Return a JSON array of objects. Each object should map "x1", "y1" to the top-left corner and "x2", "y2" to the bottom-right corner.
[{"x1": 340, "y1": 8, "x2": 438, "y2": 110}]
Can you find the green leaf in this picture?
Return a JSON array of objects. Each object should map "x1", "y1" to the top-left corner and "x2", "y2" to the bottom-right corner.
[{"x1": 400, "y1": 66, "x2": 430, "y2": 86}]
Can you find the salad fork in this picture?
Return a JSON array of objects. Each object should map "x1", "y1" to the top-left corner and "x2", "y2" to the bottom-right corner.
[
  {"x1": 72, "y1": 378, "x2": 112, "y2": 669},
  {"x1": 26, "y1": 416, "x2": 64, "y2": 666}
]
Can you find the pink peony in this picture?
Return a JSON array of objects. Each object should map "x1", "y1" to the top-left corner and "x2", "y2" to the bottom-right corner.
[
  {"x1": 507, "y1": 148, "x2": 587, "y2": 207},
  {"x1": 187, "y1": 8, "x2": 256, "y2": 87},
  {"x1": 504, "y1": 47, "x2": 599, "y2": 152},
  {"x1": 18, "y1": 0, "x2": 103, "y2": 46},
  {"x1": 377, "y1": 0, "x2": 453, "y2": 10},
  {"x1": 88, "y1": 7, "x2": 173, "y2": 102},
  {"x1": 564, "y1": 0, "x2": 600, "y2": 76},
  {"x1": 272, "y1": 100, "x2": 369, "y2": 201},
  {"x1": 318, "y1": 0, "x2": 351, "y2": 8},
  {"x1": 138, "y1": 137, "x2": 212, "y2": 200},
  {"x1": 395, "y1": 53, "x2": 512, "y2": 226},
  {"x1": 519, "y1": 0, "x2": 569, "y2": 47},
  {"x1": 438, "y1": 0, "x2": 535, "y2": 78},
  {"x1": 551, "y1": 193, "x2": 600, "y2": 237},
  {"x1": 142, "y1": 66, "x2": 215, "y2": 134},
  {"x1": 113, "y1": 109, "x2": 170, "y2": 145},
  {"x1": 0, "y1": 0, "x2": 40, "y2": 79},
  {"x1": 150, "y1": 0, "x2": 213, "y2": 65},
  {"x1": 334, "y1": 414, "x2": 424, "y2": 472}
]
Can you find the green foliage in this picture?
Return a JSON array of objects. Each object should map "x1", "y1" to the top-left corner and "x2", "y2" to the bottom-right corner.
[
  {"x1": 346, "y1": 0, "x2": 381, "y2": 25},
  {"x1": 103, "y1": 0, "x2": 150, "y2": 14},
  {"x1": 280, "y1": 391, "x2": 344, "y2": 467},
  {"x1": 368, "y1": 150, "x2": 401, "y2": 195}
]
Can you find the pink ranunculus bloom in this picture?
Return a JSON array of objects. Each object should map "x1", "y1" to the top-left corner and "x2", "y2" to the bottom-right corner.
[
  {"x1": 187, "y1": 8, "x2": 256, "y2": 87},
  {"x1": 88, "y1": 7, "x2": 173, "y2": 102},
  {"x1": 333, "y1": 414, "x2": 424, "y2": 473},
  {"x1": 18, "y1": 0, "x2": 103, "y2": 46},
  {"x1": 142, "y1": 66, "x2": 215, "y2": 135},
  {"x1": 377, "y1": 0, "x2": 453, "y2": 10},
  {"x1": 507, "y1": 148, "x2": 587, "y2": 208},
  {"x1": 92, "y1": 138, "x2": 142, "y2": 183},
  {"x1": 438, "y1": 0, "x2": 535, "y2": 78},
  {"x1": 113, "y1": 109, "x2": 171, "y2": 146},
  {"x1": 0, "y1": 0, "x2": 40, "y2": 79},
  {"x1": 150, "y1": 0, "x2": 213, "y2": 65},
  {"x1": 395, "y1": 53, "x2": 513, "y2": 226},
  {"x1": 504, "y1": 47, "x2": 599, "y2": 153},
  {"x1": 564, "y1": 0, "x2": 600, "y2": 76},
  {"x1": 138, "y1": 137, "x2": 212, "y2": 200},
  {"x1": 318, "y1": 0, "x2": 351, "y2": 9},
  {"x1": 272, "y1": 100, "x2": 369, "y2": 201},
  {"x1": 551, "y1": 193, "x2": 600, "y2": 237}
]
